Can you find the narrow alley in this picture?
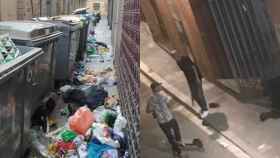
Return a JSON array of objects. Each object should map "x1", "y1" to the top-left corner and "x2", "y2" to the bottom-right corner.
[{"x1": 0, "y1": 0, "x2": 140, "y2": 158}]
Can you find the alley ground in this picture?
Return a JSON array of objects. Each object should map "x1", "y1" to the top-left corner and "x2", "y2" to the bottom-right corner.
[{"x1": 140, "y1": 22, "x2": 280, "y2": 158}]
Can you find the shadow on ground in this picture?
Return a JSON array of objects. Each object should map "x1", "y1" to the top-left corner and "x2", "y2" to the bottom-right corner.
[
  {"x1": 260, "y1": 110, "x2": 280, "y2": 122},
  {"x1": 203, "y1": 112, "x2": 229, "y2": 140}
]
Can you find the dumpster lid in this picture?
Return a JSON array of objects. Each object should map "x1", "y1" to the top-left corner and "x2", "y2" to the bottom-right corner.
[
  {"x1": 53, "y1": 15, "x2": 82, "y2": 23},
  {"x1": 72, "y1": 8, "x2": 88, "y2": 14},
  {"x1": 33, "y1": 17, "x2": 50, "y2": 21},
  {"x1": 0, "y1": 46, "x2": 43, "y2": 80},
  {"x1": 33, "y1": 16, "x2": 81, "y2": 29},
  {"x1": 0, "y1": 21, "x2": 58, "y2": 40}
]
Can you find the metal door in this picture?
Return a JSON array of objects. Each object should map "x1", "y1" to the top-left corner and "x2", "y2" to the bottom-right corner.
[{"x1": 208, "y1": 0, "x2": 280, "y2": 80}]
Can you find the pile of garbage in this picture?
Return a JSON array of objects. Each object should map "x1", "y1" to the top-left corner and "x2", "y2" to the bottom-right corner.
[
  {"x1": 29, "y1": 84, "x2": 127, "y2": 158},
  {"x1": 0, "y1": 34, "x2": 21, "y2": 64},
  {"x1": 72, "y1": 62, "x2": 117, "y2": 87},
  {"x1": 27, "y1": 18, "x2": 125, "y2": 158},
  {"x1": 44, "y1": 105, "x2": 128, "y2": 158},
  {"x1": 86, "y1": 31, "x2": 110, "y2": 62}
]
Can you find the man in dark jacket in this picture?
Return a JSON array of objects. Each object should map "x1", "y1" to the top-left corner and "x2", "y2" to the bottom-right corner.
[{"x1": 173, "y1": 53, "x2": 209, "y2": 119}]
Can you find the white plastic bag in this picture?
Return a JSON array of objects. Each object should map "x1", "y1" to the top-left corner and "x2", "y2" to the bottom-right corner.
[
  {"x1": 92, "y1": 123, "x2": 120, "y2": 148},
  {"x1": 113, "y1": 114, "x2": 127, "y2": 132}
]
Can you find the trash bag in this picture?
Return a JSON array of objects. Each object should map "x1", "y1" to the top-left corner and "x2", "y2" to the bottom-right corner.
[
  {"x1": 113, "y1": 114, "x2": 127, "y2": 132},
  {"x1": 111, "y1": 131, "x2": 128, "y2": 157},
  {"x1": 62, "y1": 89, "x2": 87, "y2": 106},
  {"x1": 60, "y1": 129, "x2": 77, "y2": 142},
  {"x1": 69, "y1": 106, "x2": 95, "y2": 135},
  {"x1": 77, "y1": 143, "x2": 88, "y2": 158},
  {"x1": 87, "y1": 47, "x2": 97, "y2": 55},
  {"x1": 92, "y1": 123, "x2": 120, "y2": 148},
  {"x1": 88, "y1": 140, "x2": 113, "y2": 158},
  {"x1": 94, "y1": 106, "x2": 106, "y2": 123},
  {"x1": 102, "y1": 110, "x2": 117, "y2": 128},
  {"x1": 55, "y1": 141, "x2": 76, "y2": 151},
  {"x1": 84, "y1": 86, "x2": 109, "y2": 110},
  {"x1": 60, "y1": 85, "x2": 73, "y2": 93},
  {"x1": 102, "y1": 149, "x2": 118, "y2": 158},
  {"x1": 28, "y1": 130, "x2": 50, "y2": 158},
  {"x1": 0, "y1": 34, "x2": 21, "y2": 64}
]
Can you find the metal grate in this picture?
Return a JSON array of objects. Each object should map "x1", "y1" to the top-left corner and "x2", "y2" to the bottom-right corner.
[{"x1": 208, "y1": 0, "x2": 280, "y2": 80}]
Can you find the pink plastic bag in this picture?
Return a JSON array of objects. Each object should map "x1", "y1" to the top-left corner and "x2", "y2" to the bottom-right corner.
[{"x1": 69, "y1": 106, "x2": 95, "y2": 135}]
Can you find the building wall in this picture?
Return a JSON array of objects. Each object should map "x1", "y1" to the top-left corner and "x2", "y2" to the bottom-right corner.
[
  {"x1": 113, "y1": 0, "x2": 140, "y2": 157},
  {"x1": 0, "y1": 0, "x2": 18, "y2": 20},
  {"x1": 0, "y1": 0, "x2": 86, "y2": 21},
  {"x1": 188, "y1": 0, "x2": 232, "y2": 78},
  {"x1": 141, "y1": 0, "x2": 173, "y2": 50},
  {"x1": 86, "y1": 0, "x2": 108, "y2": 16},
  {"x1": 141, "y1": 0, "x2": 215, "y2": 80}
]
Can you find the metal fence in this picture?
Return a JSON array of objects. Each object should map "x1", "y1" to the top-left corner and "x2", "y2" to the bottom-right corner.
[{"x1": 113, "y1": 0, "x2": 140, "y2": 157}]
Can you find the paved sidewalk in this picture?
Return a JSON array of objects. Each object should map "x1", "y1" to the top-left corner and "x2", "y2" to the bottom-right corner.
[
  {"x1": 140, "y1": 74, "x2": 238, "y2": 158},
  {"x1": 140, "y1": 22, "x2": 280, "y2": 158},
  {"x1": 87, "y1": 17, "x2": 118, "y2": 96}
]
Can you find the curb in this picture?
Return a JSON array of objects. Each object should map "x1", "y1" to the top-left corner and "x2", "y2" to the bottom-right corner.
[{"x1": 140, "y1": 61, "x2": 255, "y2": 158}]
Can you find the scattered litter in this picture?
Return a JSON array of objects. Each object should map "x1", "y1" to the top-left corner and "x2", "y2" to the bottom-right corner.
[
  {"x1": 0, "y1": 34, "x2": 21, "y2": 64},
  {"x1": 27, "y1": 19, "x2": 128, "y2": 158}
]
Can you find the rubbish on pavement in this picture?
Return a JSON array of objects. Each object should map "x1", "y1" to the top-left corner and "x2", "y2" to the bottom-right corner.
[
  {"x1": 88, "y1": 140, "x2": 114, "y2": 158},
  {"x1": 69, "y1": 106, "x2": 95, "y2": 135},
  {"x1": 59, "y1": 129, "x2": 77, "y2": 142},
  {"x1": 0, "y1": 34, "x2": 21, "y2": 64},
  {"x1": 92, "y1": 122, "x2": 120, "y2": 148},
  {"x1": 25, "y1": 19, "x2": 130, "y2": 158},
  {"x1": 102, "y1": 110, "x2": 118, "y2": 128},
  {"x1": 113, "y1": 114, "x2": 128, "y2": 134}
]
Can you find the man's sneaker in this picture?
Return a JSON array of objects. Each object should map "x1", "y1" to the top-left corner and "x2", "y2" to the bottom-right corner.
[
  {"x1": 193, "y1": 138, "x2": 203, "y2": 149},
  {"x1": 209, "y1": 102, "x2": 220, "y2": 108},
  {"x1": 200, "y1": 110, "x2": 209, "y2": 119}
]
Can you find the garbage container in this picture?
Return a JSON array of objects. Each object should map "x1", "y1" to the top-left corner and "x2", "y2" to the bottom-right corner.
[
  {"x1": 54, "y1": 15, "x2": 90, "y2": 61},
  {"x1": 72, "y1": 8, "x2": 88, "y2": 14},
  {"x1": 0, "y1": 45, "x2": 43, "y2": 158},
  {"x1": 33, "y1": 17, "x2": 81, "y2": 87},
  {"x1": 0, "y1": 21, "x2": 63, "y2": 109}
]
